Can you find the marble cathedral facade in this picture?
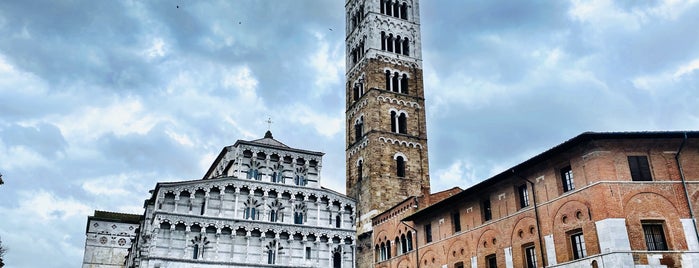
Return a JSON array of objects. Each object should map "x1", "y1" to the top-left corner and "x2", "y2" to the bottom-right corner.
[{"x1": 85, "y1": 132, "x2": 357, "y2": 268}]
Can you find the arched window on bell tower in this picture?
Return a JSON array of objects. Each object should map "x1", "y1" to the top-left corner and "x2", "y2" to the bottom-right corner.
[
  {"x1": 392, "y1": 72, "x2": 400, "y2": 92},
  {"x1": 400, "y1": 3, "x2": 408, "y2": 19},
  {"x1": 395, "y1": 35, "x2": 402, "y2": 55},
  {"x1": 354, "y1": 116, "x2": 364, "y2": 142},
  {"x1": 402, "y1": 38, "x2": 410, "y2": 56},
  {"x1": 357, "y1": 159, "x2": 363, "y2": 182},
  {"x1": 390, "y1": 110, "x2": 408, "y2": 134},
  {"x1": 401, "y1": 74, "x2": 409, "y2": 94},
  {"x1": 394, "y1": 153, "x2": 407, "y2": 178},
  {"x1": 387, "y1": 34, "x2": 394, "y2": 52}
]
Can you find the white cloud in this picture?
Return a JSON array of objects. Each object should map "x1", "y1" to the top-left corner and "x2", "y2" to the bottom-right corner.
[
  {"x1": 309, "y1": 31, "x2": 344, "y2": 95},
  {"x1": 16, "y1": 190, "x2": 92, "y2": 222},
  {"x1": 633, "y1": 57, "x2": 699, "y2": 91},
  {"x1": 81, "y1": 174, "x2": 133, "y2": 196},
  {"x1": 433, "y1": 159, "x2": 478, "y2": 189},
  {"x1": 144, "y1": 37, "x2": 166, "y2": 59},
  {"x1": 51, "y1": 96, "x2": 164, "y2": 141},
  {"x1": 222, "y1": 65, "x2": 259, "y2": 99},
  {"x1": 286, "y1": 104, "x2": 343, "y2": 138}
]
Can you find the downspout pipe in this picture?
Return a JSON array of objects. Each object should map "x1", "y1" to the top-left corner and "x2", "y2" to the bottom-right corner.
[
  {"x1": 675, "y1": 132, "x2": 699, "y2": 246},
  {"x1": 400, "y1": 196, "x2": 420, "y2": 268},
  {"x1": 513, "y1": 169, "x2": 546, "y2": 267}
]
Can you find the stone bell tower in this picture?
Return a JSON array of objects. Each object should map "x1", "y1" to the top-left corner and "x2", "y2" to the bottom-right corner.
[{"x1": 344, "y1": 0, "x2": 431, "y2": 266}]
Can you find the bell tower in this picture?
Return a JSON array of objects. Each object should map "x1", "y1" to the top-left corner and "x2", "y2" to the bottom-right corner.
[{"x1": 345, "y1": 0, "x2": 430, "y2": 266}]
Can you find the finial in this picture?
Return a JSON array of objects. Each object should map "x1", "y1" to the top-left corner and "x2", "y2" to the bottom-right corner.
[{"x1": 264, "y1": 130, "x2": 273, "y2": 139}]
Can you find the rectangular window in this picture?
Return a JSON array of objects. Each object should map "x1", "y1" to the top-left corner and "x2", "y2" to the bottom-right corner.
[
  {"x1": 424, "y1": 224, "x2": 433, "y2": 243},
  {"x1": 305, "y1": 246, "x2": 312, "y2": 259},
  {"x1": 643, "y1": 222, "x2": 668, "y2": 250},
  {"x1": 452, "y1": 211, "x2": 461, "y2": 233},
  {"x1": 486, "y1": 254, "x2": 497, "y2": 268},
  {"x1": 524, "y1": 245, "x2": 537, "y2": 268},
  {"x1": 560, "y1": 166, "x2": 574, "y2": 192},
  {"x1": 518, "y1": 184, "x2": 530, "y2": 208},
  {"x1": 570, "y1": 231, "x2": 587, "y2": 260},
  {"x1": 482, "y1": 199, "x2": 492, "y2": 221},
  {"x1": 628, "y1": 156, "x2": 652, "y2": 181}
]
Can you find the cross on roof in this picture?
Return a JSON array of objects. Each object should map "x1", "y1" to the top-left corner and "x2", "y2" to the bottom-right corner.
[{"x1": 266, "y1": 117, "x2": 273, "y2": 131}]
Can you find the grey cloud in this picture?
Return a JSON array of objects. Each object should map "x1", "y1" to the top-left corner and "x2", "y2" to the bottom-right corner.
[{"x1": 0, "y1": 123, "x2": 67, "y2": 156}]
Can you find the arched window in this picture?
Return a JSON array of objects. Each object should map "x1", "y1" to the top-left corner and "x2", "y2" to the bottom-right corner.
[
  {"x1": 269, "y1": 209, "x2": 278, "y2": 222},
  {"x1": 398, "y1": 112, "x2": 407, "y2": 134},
  {"x1": 335, "y1": 215, "x2": 341, "y2": 228},
  {"x1": 385, "y1": 0, "x2": 392, "y2": 16},
  {"x1": 381, "y1": 31, "x2": 386, "y2": 51},
  {"x1": 387, "y1": 34, "x2": 394, "y2": 52},
  {"x1": 402, "y1": 38, "x2": 409, "y2": 56},
  {"x1": 395, "y1": 237, "x2": 401, "y2": 255},
  {"x1": 392, "y1": 72, "x2": 400, "y2": 92},
  {"x1": 396, "y1": 156, "x2": 405, "y2": 177},
  {"x1": 271, "y1": 171, "x2": 283, "y2": 183},
  {"x1": 393, "y1": 2, "x2": 400, "y2": 18},
  {"x1": 357, "y1": 160, "x2": 363, "y2": 182},
  {"x1": 380, "y1": 0, "x2": 385, "y2": 14},
  {"x1": 295, "y1": 175, "x2": 306, "y2": 186},
  {"x1": 385, "y1": 70, "x2": 391, "y2": 90},
  {"x1": 266, "y1": 241, "x2": 278, "y2": 264},
  {"x1": 333, "y1": 251, "x2": 341, "y2": 268},
  {"x1": 401, "y1": 3, "x2": 408, "y2": 19},
  {"x1": 294, "y1": 211, "x2": 303, "y2": 224},
  {"x1": 401, "y1": 74, "x2": 409, "y2": 94},
  {"x1": 406, "y1": 231, "x2": 413, "y2": 251},
  {"x1": 395, "y1": 35, "x2": 402, "y2": 54},
  {"x1": 193, "y1": 244, "x2": 199, "y2": 259},
  {"x1": 401, "y1": 234, "x2": 407, "y2": 253},
  {"x1": 375, "y1": 245, "x2": 380, "y2": 262},
  {"x1": 354, "y1": 116, "x2": 364, "y2": 142},
  {"x1": 380, "y1": 242, "x2": 387, "y2": 260},
  {"x1": 391, "y1": 111, "x2": 407, "y2": 134},
  {"x1": 353, "y1": 84, "x2": 360, "y2": 101},
  {"x1": 244, "y1": 207, "x2": 257, "y2": 220},
  {"x1": 386, "y1": 241, "x2": 392, "y2": 259}
]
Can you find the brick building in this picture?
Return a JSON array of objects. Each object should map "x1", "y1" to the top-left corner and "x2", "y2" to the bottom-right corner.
[{"x1": 372, "y1": 131, "x2": 699, "y2": 267}]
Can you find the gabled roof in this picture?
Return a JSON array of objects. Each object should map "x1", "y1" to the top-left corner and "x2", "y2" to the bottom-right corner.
[
  {"x1": 404, "y1": 131, "x2": 699, "y2": 221},
  {"x1": 203, "y1": 131, "x2": 324, "y2": 179},
  {"x1": 249, "y1": 130, "x2": 290, "y2": 148}
]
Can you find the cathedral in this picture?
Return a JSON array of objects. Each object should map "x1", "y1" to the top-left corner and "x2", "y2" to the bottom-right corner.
[{"x1": 84, "y1": 0, "x2": 699, "y2": 267}]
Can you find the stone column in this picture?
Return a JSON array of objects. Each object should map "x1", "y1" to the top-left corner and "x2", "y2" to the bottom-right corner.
[
  {"x1": 203, "y1": 190, "x2": 210, "y2": 216},
  {"x1": 173, "y1": 193, "x2": 180, "y2": 212},
  {"x1": 214, "y1": 229, "x2": 221, "y2": 260},
  {"x1": 234, "y1": 188, "x2": 240, "y2": 219}
]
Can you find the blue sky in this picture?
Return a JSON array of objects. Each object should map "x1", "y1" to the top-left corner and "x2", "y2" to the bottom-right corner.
[{"x1": 1, "y1": 0, "x2": 698, "y2": 267}]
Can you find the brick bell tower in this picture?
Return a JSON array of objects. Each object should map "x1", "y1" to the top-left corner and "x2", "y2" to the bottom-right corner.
[{"x1": 345, "y1": 0, "x2": 431, "y2": 266}]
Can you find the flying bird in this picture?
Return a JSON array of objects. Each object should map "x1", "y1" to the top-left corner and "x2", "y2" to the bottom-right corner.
[{"x1": 329, "y1": 28, "x2": 333, "y2": 31}]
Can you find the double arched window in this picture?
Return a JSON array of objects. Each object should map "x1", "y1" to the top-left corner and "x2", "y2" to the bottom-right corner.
[
  {"x1": 350, "y1": 41, "x2": 365, "y2": 65},
  {"x1": 353, "y1": 77, "x2": 365, "y2": 101},
  {"x1": 385, "y1": 71, "x2": 408, "y2": 94},
  {"x1": 380, "y1": 0, "x2": 408, "y2": 19},
  {"x1": 349, "y1": 5, "x2": 365, "y2": 32},
  {"x1": 390, "y1": 111, "x2": 408, "y2": 134},
  {"x1": 380, "y1": 32, "x2": 410, "y2": 56}
]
